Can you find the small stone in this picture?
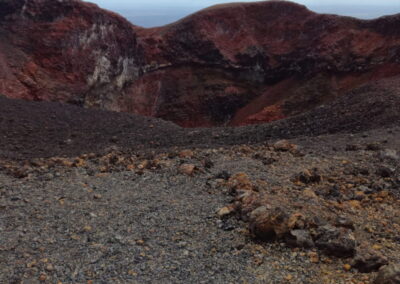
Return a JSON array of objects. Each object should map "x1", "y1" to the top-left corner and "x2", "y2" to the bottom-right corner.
[
  {"x1": 285, "y1": 274, "x2": 293, "y2": 281},
  {"x1": 71, "y1": 234, "x2": 80, "y2": 240},
  {"x1": 366, "y1": 143, "x2": 381, "y2": 151},
  {"x1": 315, "y1": 225, "x2": 356, "y2": 257},
  {"x1": 45, "y1": 264, "x2": 54, "y2": 272},
  {"x1": 379, "y1": 149, "x2": 399, "y2": 163},
  {"x1": 354, "y1": 191, "x2": 366, "y2": 201},
  {"x1": 236, "y1": 191, "x2": 260, "y2": 220},
  {"x1": 302, "y1": 188, "x2": 318, "y2": 199},
  {"x1": 376, "y1": 166, "x2": 395, "y2": 178},
  {"x1": 215, "y1": 171, "x2": 231, "y2": 180},
  {"x1": 83, "y1": 225, "x2": 92, "y2": 232},
  {"x1": 62, "y1": 160, "x2": 74, "y2": 167},
  {"x1": 353, "y1": 246, "x2": 388, "y2": 273},
  {"x1": 335, "y1": 215, "x2": 355, "y2": 230},
  {"x1": 295, "y1": 169, "x2": 322, "y2": 184},
  {"x1": 27, "y1": 260, "x2": 37, "y2": 268},
  {"x1": 374, "y1": 263, "x2": 400, "y2": 284},
  {"x1": 203, "y1": 158, "x2": 214, "y2": 169},
  {"x1": 358, "y1": 186, "x2": 374, "y2": 194},
  {"x1": 93, "y1": 194, "x2": 102, "y2": 200},
  {"x1": 308, "y1": 252, "x2": 319, "y2": 263},
  {"x1": 346, "y1": 144, "x2": 361, "y2": 151},
  {"x1": 274, "y1": 140, "x2": 297, "y2": 152},
  {"x1": 343, "y1": 264, "x2": 352, "y2": 271},
  {"x1": 73, "y1": 158, "x2": 86, "y2": 167},
  {"x1": 179, "y1": 164, "x2": 196, "y2": 176},
  {"x1": 345, "y1": 200, "x2": 362, "y2": 210},
  {"x1": 227, "y1": 172, "x2": 253, "y2": 192},
  {"x1": 217, "y1": 205, "x2": 236, "y2": 217},
  {"x1": 179, "y1": 150, "x2": 194, "y2": 158},
  {"x1": 39, "y1": 274, "x2": 47, "y2": 281},
  {"x1": 126, "y1": 164, "x2": 135, "y2": 171},
  {"x1": 128, "y1": 270, "x2": 138, "y2": 276},
  {"x1": 286, "y1": 229, "x2": 314, "y2": 248},
  {"x1": 137, "y1": 160, "x2": 149, "y2": 170}
]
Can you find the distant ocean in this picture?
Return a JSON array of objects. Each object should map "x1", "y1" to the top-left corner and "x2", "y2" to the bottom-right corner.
[
  {"x1": 113, "y1": 8, "x2": 196, "y2": 28},
  {"x1": 127, "y1": 15, "x2": 186, "y2": 27},
  {"x1": 115, "y1": 5, "x2": 400, "y2": 28}
]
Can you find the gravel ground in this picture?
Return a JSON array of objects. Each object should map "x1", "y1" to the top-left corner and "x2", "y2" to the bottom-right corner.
[
  {"x1": 0, "y1": 77, "x2": 400, "y2": 283},
  {"x1": 1, "y1": 127, "x2": 399, "y2": 283},
  {"x1": 0, "y1": 150, "x2": 319, "y2": 283}
]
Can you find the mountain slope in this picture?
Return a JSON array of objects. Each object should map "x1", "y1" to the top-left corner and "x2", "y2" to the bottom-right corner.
[
  {"x1": 0, "y1": 0, "x2": 400, "y2": 126},
  {"x1": 1, "y1": 75, "x2": 399, "y2": 159}
]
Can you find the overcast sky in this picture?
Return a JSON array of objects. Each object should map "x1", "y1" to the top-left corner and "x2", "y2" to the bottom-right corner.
[{"x1": 88, "y1": 0, "x2": 400, "y2": 27}]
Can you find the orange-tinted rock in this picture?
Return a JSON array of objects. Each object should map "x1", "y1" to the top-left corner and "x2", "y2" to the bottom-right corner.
[
  {"x1": 179, "y1": 164, "x2": 196, "y2": 176},
  {"x1": 1, "y1": 0, "x2": 400, "y2": 127}
]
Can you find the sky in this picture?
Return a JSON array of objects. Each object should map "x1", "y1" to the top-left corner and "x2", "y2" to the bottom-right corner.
[{"x1": 88, "y1": 0, "x2": 400, "y2": 27}]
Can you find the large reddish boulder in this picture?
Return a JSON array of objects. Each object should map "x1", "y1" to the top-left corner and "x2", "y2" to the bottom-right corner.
[{"x1": 1, "y1": 0, "x2": 400, "y2": 127}]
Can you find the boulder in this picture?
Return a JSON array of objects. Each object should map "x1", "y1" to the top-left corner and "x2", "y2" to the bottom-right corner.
[{"x1": 374, "y1": 264, "x2": 400, "y2": 284}]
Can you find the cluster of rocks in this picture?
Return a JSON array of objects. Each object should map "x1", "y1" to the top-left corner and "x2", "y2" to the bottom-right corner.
[
  {"x1": 0, "y1": 147, "x2": 212, "y2": 182},
  {"x1": 216, "y1": 140, "x2": 400, "y2": 281}
]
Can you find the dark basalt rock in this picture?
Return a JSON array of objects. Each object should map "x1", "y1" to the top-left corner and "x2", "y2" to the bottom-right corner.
[
  {"x1": 314, "y1": 225, "x2": 356, "y2": 257},
  {"x1": 374, "y1": 264, "x2": 400, "y2": 284},
  {"x1": 353, "y1": 247, "x2": 388, "y2": 273}
]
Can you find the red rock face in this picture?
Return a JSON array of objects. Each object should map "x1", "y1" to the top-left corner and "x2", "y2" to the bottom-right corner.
[
  {"x1": 0, "y1": 0, "x2": 143, "y2": 106},
  {"x1": 1, "y1": 0, "x2": 400, "y2": 127}
]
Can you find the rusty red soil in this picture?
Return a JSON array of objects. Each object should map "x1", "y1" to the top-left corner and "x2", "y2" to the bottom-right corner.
[{"x1": 0, "y1": 0, "x2": 400, "y2": 127}]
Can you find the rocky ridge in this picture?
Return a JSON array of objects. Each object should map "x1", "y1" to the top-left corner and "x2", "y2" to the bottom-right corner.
[{"x1": 1, "y1": 0, "x2": 400, "y2": 126}]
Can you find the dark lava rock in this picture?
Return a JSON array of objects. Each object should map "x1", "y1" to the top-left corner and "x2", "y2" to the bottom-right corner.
[
  {"x1": 295, "y1": 168, "x2": 322, "y2": 184},
  {"x1": 374, "y1": 263, "x2": 400, "y2": 284},
  {"x1": 366, "y1": 143, "x2": 382, "y2": 151},
  {"x1": 358, "y1": 186, "x2": 374, "y2": 194},
  {"x1": 215, "y1": 171, "x2": 231, "y2": 180},
  {"x1": 202, "y1": 158, "x2": 214, "y2": 169},
  {"x1": 353, "y1": 247, "x2": 388, "y2": 273},
  {"x1": 377, "y1": 166, "x2": 395, "y2": 178},
  {"x1": 379, "y1": 149, "x2": 399, "y2": 163},
  {"x1": 335, "y1": 215, "x2": 355, "y2": 230},
  {"x1": 285, "y1": 229, "x2": 315, "y2": 248},
  {"x1": 315, "y1": 225, "x2": 356, "y2": 257},
  {"x1": 346, "y1": 144, "x2": 362, "y2": 151}
]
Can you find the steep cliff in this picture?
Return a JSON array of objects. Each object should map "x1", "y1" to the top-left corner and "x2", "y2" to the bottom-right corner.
[
  {"x1": 1, "y1": 0, "x2": 400, "y2": 126},
  {"x1": 0, "y1": 0, "x2": 143, "y2": 109}
]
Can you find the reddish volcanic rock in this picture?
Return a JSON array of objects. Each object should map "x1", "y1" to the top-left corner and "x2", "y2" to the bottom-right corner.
[
  {"x1": 0, "y1": 0, "x2": 143, "y2": 105},
  {"x1": 0, "y1": 0, "x2": 400, "y2": 127}
]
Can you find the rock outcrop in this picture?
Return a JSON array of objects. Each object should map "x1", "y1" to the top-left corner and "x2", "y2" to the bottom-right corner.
[{"x1": 1, "y1": 0, "x2": 400, "y2": 126}]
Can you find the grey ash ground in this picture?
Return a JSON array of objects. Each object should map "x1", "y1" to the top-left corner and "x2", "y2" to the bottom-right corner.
[{"x1": 1, "y1": 77, "x2": 400, "y2": 283}]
